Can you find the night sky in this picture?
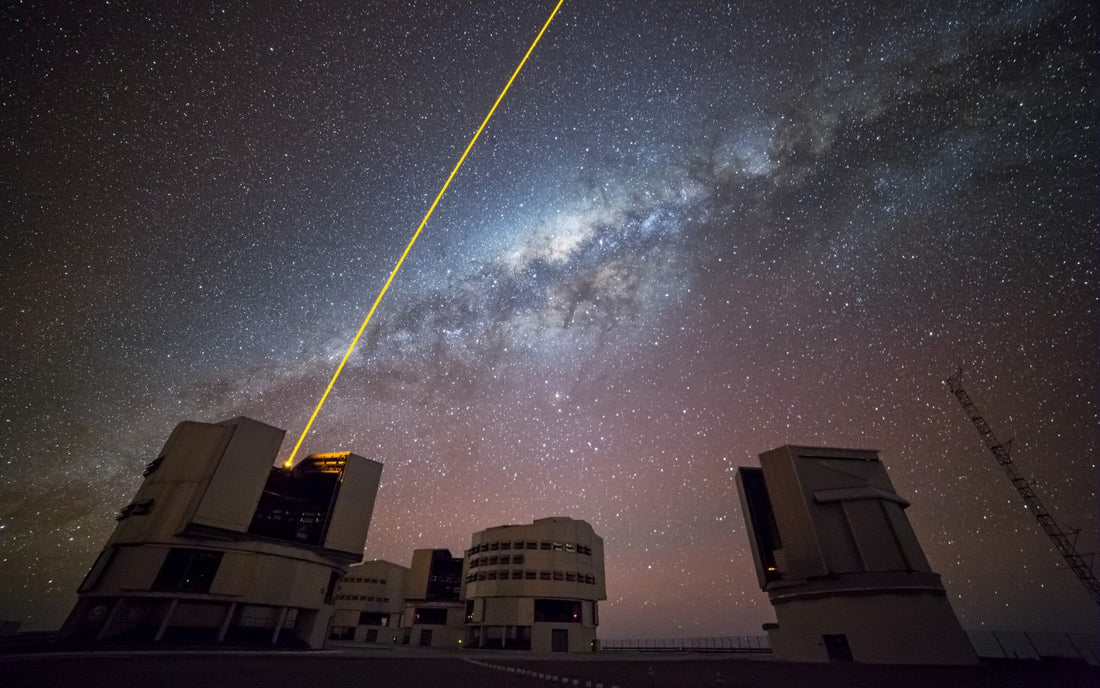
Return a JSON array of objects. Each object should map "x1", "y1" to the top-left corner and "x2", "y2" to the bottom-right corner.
[{"x1": 2, "y1": 1, "x2": 1097, "y2": 638}]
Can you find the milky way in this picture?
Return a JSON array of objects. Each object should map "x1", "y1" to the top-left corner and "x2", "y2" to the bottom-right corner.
[{"x1": 1, "y1": 1, "x2": 1097, "y2": 636}]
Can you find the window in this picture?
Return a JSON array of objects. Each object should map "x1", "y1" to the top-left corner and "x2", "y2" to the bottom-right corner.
[
  {"x1": 539, "y1": 571, "x2": 551, "y2": 580},
  {"x1": 524, "y1": 571, "x2": 537, "y2": 580},
  {"x1": 553, "y1": 571, "x2": 564, "y2": 581},
  {"x1": 152, "y1": 548, "x2": 223, "y2": 593},
  {"x1": 500, "y1": 542, "x2": 511, "y2": 550},
  {"x1": 415, "y1": 607, "x2": 448, "y2": 625},
  {"x1": 552, "y1": 542, "x2": 564, "y2": 551},
  {"x1": 565, "y1": 543, "x2": 576, "y2": 553},
  {"x1": 489, "y1": 542, "x2": 499, "y2": 551},
  {"x1": 512, "y1": 554, "x2": 524, "y2": 565},
  {"x1": 739, "y1": 467, "x2": 782, "y2": 580},
  {"x1": 487, "y1": 570, "x2": 497, "y2": 580},
  {"x1": 488, "y1": 555, "x2": 498, "y2": 565},
  {"x1": 534, "y1": 599, "x2": 582, "y2": 623},
  {"x1": 514, "y1": 541, "x2": 525, "y2": 549},
  {"x1": 511, "y1": 570, "x2": 523, "y2": 580},
  {"x1": 540, "y1": 542, "x2": 551, "y2": 550},
  {"x1": 330, "y1": 626, "x2": 352, "y2": 640},
  {"x1": 527, "y1": 541, "x2": 537, "y2": 549},
  {"x1": 566, "y1": 572, "x2": 577, "y2": 582},
  {"x1": 360, "y1": 611, "x2": 388, "y2": 626}
]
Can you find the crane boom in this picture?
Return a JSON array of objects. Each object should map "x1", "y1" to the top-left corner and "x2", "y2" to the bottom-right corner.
[{"x1": 946, "y1": 371, "x2": 1100, "y2": 607}]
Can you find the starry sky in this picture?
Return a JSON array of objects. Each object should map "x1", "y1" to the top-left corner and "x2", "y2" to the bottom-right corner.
[{"x1": 1, "y1": 1, "x2": 1097, "y2": 637}]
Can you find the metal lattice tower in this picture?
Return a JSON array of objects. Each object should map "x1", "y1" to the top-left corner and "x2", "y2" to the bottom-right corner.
[{"x1": 946, "y1": 371, "x2": 1100, "y2": 607}]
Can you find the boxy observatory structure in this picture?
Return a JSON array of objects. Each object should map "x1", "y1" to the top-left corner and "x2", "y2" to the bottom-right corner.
[
  {"x1": 737, "y1": 445, "x2": 976, "y2": 664},
  {"x1": 62, "y1": 416, "x2": 382, "y2": 647}
]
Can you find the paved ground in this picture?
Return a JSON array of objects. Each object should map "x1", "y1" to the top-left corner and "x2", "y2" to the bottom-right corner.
[
  {"x1": 482, "y1": 653, "x2": 1098, "y2": 688},
  {"x1": 1, "y1": 643, "x2": 1096, "y2": 688}
]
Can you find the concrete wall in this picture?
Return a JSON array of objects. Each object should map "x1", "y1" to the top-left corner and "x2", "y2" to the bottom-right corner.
[
  {"x1": 108, "y1": 421, "x2": 233, "y2": 545},
  {"x1": 333, "y1": 560, "x2": 409, "y2": 643},
  {"x1": 406, "y1": 604, "x2": 466, "y2": 648},
  {"x1": 531, "y1": 622, "x2": 598, "y2": 653},
  {"x1": 770, "y1": 591, "x2": 977, "y2": 665},
  {"x1": 192, "y1": 417, "x2": 285, "y2": 533},
  {"x1": 323, "y1": 454, "x2": 383, "y2": 556}
]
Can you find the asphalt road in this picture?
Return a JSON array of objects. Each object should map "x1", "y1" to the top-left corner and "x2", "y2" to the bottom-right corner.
[{"x1": 1, "y1": 647, "x2": 1096, "y2": 688}]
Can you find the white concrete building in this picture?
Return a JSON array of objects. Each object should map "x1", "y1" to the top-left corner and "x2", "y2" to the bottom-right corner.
[
  {"x1": 462, "y1": 517, "x2": 605, "y2": 652},
  {"x1": 737, "y1": 445, "x2": 976, "y2": 665},
  {"x1": 62, "y1": 417, "x2": 382, "y2": 648},
  {"x1": 331, "y1": 560, "x2": 408, "y2": 643},
  {"x1": 403, "y1": 548, "x2": 466, "y2": 648}
]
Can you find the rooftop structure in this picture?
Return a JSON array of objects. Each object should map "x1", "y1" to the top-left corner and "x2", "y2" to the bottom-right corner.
[
  {"x1": 61, "y1": 417, "x2": 382, "y2": 648},
  {"x1": 737, "y1": 445, "x2": 976, "y2": 664}
]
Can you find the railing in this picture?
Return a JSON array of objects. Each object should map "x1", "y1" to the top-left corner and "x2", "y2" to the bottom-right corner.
[
  {"x1": 600, "y1": 635, "x2": 771, "y2": 653},
  {"x1": 599, "y1": 632, "x2": 1099, "y2": 664},
  {"x1": 967, "y1": 631, "x2": 1099, "y2": 665}
]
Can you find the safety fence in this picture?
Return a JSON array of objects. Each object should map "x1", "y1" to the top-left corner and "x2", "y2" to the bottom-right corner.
[
  {"x1": 599, "y1": 635, "x2": 771, "y2": 653},
  {"x1": 598, "y1": 632, "x2": 1099, "y2": 664},
  {"x1": 967, "y1": 631, "x2": 1100, "y2": 665}
]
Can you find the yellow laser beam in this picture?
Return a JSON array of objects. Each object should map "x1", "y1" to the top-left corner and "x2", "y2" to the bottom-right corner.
[{"x1": 284, "y1": 0, "x2": 565, "y2": 468}]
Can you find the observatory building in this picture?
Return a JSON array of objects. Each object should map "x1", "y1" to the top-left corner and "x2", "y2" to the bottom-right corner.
[
  {"x1": 403, "y1": 548, "x2": 466, "y2": 647},
  {"x1": 461, "y1": 517, "x2": 605, "y2": 652},
  {"x1": 329, "y1": 549, "x2": 466, "y2": 647},
  {"x1": 62, "y1": 416, "x2": 382, "y2": 648},
  {"x1": 736, "y1": 445, "x2": 976, "y2": 665},
  {"x1": 330, "y1": 559, "x2": 409, "y2": 643}
]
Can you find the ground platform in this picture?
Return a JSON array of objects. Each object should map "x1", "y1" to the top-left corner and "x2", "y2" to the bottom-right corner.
[{"x1": 1, "y1": 642, "x2": 1096, "y2": 687}]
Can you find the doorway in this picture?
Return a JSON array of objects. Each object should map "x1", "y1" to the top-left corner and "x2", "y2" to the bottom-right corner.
[
  {"x1": 551, "y1": 628, "x2": 569, "y2": 653},
  {"x1": 823, "y1": 634, "x2": 853, "y2": 662}
]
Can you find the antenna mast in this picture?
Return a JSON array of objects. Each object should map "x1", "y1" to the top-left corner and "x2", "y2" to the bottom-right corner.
[{"x1": 946, "y1": 370, "x2": 1100, "y2": 607}]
